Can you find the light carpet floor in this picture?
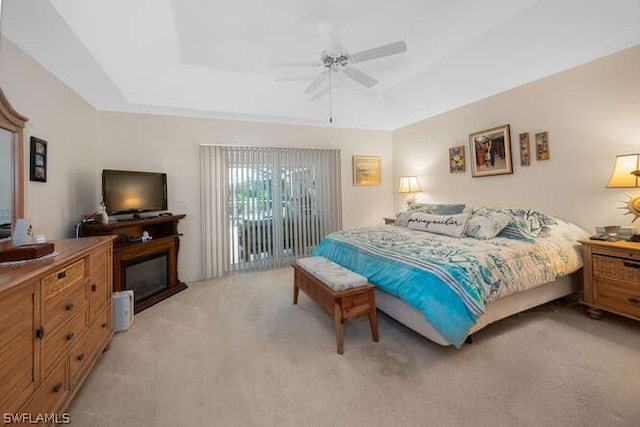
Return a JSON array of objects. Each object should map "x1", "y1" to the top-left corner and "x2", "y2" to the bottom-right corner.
[{"x1": 68, "y1": 267, "x2": 640, "y2": 427}]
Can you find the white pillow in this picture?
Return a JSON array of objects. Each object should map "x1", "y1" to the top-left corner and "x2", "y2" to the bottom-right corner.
[
  {"x1": 407, "y1": 212, "x2": 470, "y2": 237},
  {"x1": 465, "y1": 212, "x2": 512, "y2": 240}
]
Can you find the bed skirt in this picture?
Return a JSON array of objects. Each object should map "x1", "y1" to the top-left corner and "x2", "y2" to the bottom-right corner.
[{"x1": 374, "y1": 272, "x2": 581, "y2": 346}]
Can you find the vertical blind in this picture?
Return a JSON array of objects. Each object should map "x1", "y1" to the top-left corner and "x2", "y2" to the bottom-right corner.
[{"x1": 200, "y1": 145, "x2": 342, "y2": 278}]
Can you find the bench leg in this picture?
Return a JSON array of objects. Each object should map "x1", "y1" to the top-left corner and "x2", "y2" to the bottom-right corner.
[
  {"x1": 333, "y1": 302, "x2": 344, "y2": 355},
  {"x1": 293, "y1": 282, "x2": 299, "y2": 304},
  {"x1": 368, "y1": 291, "x2": 379, "y2": 342}
]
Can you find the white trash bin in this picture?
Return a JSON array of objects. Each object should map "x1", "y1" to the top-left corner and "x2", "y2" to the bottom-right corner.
[{"x1": 113, "y1": 290, "x2": 134, "y2": 332}]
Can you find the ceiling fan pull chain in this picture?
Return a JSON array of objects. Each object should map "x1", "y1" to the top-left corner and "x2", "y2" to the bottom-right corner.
[{"x1": 329, "y1": 70, "x2": 333, "y2": 123}]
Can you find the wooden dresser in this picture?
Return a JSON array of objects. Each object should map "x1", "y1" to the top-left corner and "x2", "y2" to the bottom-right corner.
[
  {"x1": 580, "y1": 239, "x2": 640, "y2": 321},
  {"x1": 0, "y1": 236, "x2": 115, "y2": 424}
]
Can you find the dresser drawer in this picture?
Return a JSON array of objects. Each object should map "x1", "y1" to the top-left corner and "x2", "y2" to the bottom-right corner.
[
  {"x1": 592, "y1": 254, "x2": 640, "y2": 285},
  {"x1": 594, "y1": 278, "x2": 640, "y2": 318},
  {"x1": 19, "y1": 358, "x2": 69, "y2": 419},
  {"x1": 42, "y1": 308, "x2": 88, "y2": 378},
  {"x1": 43, "y1": 259, "x2": 86, "y2": 300},
  {"x1": 70, "y1": 307, "x2": 111, "y2": 386},
  {"x1": 43, "y1": 277, "x2": 88, "y2": 334}
]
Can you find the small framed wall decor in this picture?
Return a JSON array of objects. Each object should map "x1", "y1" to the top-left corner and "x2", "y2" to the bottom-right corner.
[
  {"x1": 353, "y1": 156, "x2": 381, "y2": 186},
  {"x1": 449, "y1": 145, "x2": 465, "y2": 173},
  {"x1": 535, "y1": 131, "x2": 550, "y2": 160},
  {"x1": 469, "y1": 124, "x2": 513, "y2": 177},
  {"x1": 519, "y1": 133, "x2": 531, "y2": 166},
  {"x1": 29, "y1": 136, "x2": 47, "y2": 182}
]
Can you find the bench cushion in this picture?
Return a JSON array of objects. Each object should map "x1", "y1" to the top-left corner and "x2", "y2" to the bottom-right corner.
[{"x1": 295, "y1": 256, "x2": 368, "y2": 291}]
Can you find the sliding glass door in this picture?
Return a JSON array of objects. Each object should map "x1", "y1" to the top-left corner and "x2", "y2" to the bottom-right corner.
[{"x1": 201, "y1": 145, "x2": 342, "y2": 277}]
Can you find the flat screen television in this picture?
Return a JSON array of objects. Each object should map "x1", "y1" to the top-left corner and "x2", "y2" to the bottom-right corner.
[{"x1": 102, "y1": 169, "x2": 167, "y2": 216}]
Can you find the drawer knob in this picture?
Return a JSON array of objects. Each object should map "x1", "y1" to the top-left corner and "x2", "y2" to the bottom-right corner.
[
  {"x1": 91, "y1": 283, "x2": 97, "y2": 292},
  {"x1": 629, "y1": 297, "x2": 640, "y2": 304},
  {"x1": 53, "y1": 383, "x2": 63, "y2": 393},
  {"x1": 77, "y1": 353, "x2": 85, "y2": 361},
  {"x1": 57, "y1": 271, "x2": 67, "y2": 280},
  {"x1": 66, "y1": 332, "x2": 75, "y2": 341},
  {"x1": 65, "y1": 303, "x2": 74, "y2": 311},
  {"x1": 101, "y1": 322, "x2": 108, "y2": 329},
  {"x1": 35, "y1": 326, "x2": 45, "y2": 339}
]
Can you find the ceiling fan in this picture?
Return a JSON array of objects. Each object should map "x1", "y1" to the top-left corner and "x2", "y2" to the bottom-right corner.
[
  {"x1": 302, "y1": 40, "x2": 407, "y2": 94},
  {"x1": 271, "y1": 40, "x2": 407, "y2": 123},
  {"x1": 269, "y1": 39, "x2": 407, "y2": 122}
]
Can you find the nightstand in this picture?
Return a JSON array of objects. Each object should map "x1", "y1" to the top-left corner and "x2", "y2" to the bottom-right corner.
[
  {"x1": 580, "y1": 239, "x2": 640, "y2": 321},
  {"x1": 383, "y1": 217, "x2": 396, "y2": 225}
]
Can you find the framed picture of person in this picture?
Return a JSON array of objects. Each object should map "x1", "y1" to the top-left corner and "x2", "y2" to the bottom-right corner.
[{"x1": 468, "y1": 124, "x2": 513, "y2": 177}]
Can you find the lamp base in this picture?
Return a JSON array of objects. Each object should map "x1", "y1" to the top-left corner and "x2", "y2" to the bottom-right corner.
[{"x1": 405, "y1": 194, "x2": 417, "y2": 209}]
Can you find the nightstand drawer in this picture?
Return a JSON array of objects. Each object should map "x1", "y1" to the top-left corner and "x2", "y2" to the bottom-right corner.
[
  {"x1": 592, "y1": 254, "x2": 640, "y2": 284},
  {"x1": 594, "y1": 278, "x2": 640, "y2": 318}
]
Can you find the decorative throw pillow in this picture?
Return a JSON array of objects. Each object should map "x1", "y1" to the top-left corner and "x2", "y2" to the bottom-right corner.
[
  {"x1": 465, "y1": 212, "x2": 512, "y2": 240},
  {"x1": 407, "y1": 212, "x2": 471, "y2": 237},
  {"x1": 470, "y1": 206, "x2": 549, "y2": 242},
  {"x1": 409, "y1": 203, "x2": 466, "y2": 215}
]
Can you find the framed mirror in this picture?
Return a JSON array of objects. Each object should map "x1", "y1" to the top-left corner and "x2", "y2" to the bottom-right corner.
[{"x1": 0, "y1": 87, "x2": 28, "y2": 241}]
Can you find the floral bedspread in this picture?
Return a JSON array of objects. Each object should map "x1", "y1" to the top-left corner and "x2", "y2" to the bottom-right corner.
[{"x1": 313, "y1": 219, "x2": 588, "y2": 348}]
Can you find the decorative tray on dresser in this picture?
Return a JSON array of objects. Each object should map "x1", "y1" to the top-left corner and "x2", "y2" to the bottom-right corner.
[
  {"x1": 579, "y1": 239, "x2": 640, "y2": 321},
  {"x1": 0, "y1": 236, "x2": 116, "y2": 425}
]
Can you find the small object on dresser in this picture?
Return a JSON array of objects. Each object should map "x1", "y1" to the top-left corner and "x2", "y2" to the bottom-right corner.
[
  {"x1": 0, "y1": 242, "x2": 55, "y2": 262},
  {"x1": 12, "y1": 218, "x2": 32, "y2": 246}
]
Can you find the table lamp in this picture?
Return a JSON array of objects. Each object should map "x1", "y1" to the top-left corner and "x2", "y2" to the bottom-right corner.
[
  {"x1": 398, "y1": 176, "x2": 421, "y2": 209},
  {"x1": 606, "y1": 153, "x2": 640, "y2": 222}
]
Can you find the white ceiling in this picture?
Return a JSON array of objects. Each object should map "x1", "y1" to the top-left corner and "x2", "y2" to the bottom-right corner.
[{"x1": 1, "y1": 0, "x2": 639, "y2": 130}]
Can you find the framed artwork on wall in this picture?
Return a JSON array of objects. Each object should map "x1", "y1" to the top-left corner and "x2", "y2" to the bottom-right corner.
[
  {"x1": 535, "y1": 131, "x2": 550, "y2": 160},
  {"x1": 353, "y1": 156, "x2": 381, "y2": 186},
  {"x1": 468, "y1": 124, "x2": 513, "y2": 177},
  {"x1": 449, "y1": 145, "x2": 465, "y2": 173},
  {"x1": 29, "y1": 136, "x2": 47, "y2": 182},
  {"x1": 519, "y1": 132, "x2": 531, "y2": 166}
]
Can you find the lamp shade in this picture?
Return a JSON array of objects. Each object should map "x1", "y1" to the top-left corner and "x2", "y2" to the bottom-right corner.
[
  {"x1": 606, "y1": 154, "x2": 640, "y2": 188},
  {"x1": 398, "y1": 176, "x2": 421, "y2": 194}
]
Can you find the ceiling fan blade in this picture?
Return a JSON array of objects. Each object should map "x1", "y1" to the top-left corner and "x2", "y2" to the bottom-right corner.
[
  {"x1": 342, "y1": 67, "x2": 378, "y2": 88},
  {"x1": 350, "y1": 41, "x2": 407, "y2": 63},
  {"x1": 266, "y1": 61, "x2": 321, "y2": 68},
  {"x1": 273, "y1": 76, "x2": 316, "y2": 82},
  {"x1": 304, "y1": 71, "x2": 327, "y2": 93}
]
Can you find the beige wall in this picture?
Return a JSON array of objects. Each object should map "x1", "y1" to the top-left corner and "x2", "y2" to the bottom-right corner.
[
  {"x1": 96, "y1": 113, "x2": 392, "y2": 281},
  {"x1": 391, "y1": 45, "x2": 640, "y2": 233},
  {"x1": 0, "y1": 36, "x2": 99, "y2": 239}
]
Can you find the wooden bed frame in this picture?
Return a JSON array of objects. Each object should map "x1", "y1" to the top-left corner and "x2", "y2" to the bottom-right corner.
[{"x1": 374, "y1": 272, "x2": 581, "y2": 346}]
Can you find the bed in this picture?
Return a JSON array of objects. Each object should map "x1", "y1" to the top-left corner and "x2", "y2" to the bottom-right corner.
[{"x1": 313, "y1": 205, "x2": 589, "y2": 348}]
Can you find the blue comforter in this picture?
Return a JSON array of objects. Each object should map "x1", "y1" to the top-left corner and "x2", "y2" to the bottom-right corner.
[{"x1": 313, "y1": 220, "x2": 587, "y2": 347}]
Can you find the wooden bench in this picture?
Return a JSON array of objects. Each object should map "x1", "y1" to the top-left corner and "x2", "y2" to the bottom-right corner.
[{"x1": 292, "y1": 256, "x2": 379, "y2": 354}]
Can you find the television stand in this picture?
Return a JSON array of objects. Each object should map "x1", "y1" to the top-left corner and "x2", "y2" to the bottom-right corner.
[{"x1": 80, "y1": 214, "x2": 187, "y2": 313}]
